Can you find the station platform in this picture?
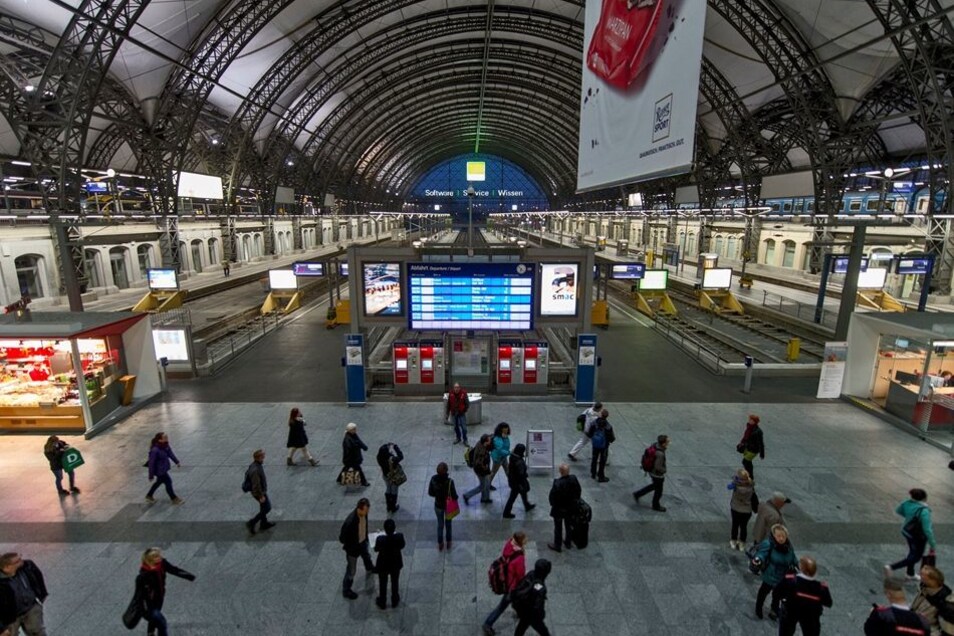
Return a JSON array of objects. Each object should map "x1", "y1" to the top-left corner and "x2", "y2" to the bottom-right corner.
[{"x1": 1, "y1": 396, "x2": 951, "y2": 634}]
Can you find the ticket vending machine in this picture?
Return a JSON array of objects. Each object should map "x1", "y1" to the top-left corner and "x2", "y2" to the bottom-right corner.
[
  {"x1": 418, "y1": 340, "x2": 445, "y2": 393},
  {"x1": 497, "y1": 343, "x2": 514, "y2": 385},
  {"x1": 522, "y1": 342, "x2": 549, "y2": 391},
  {"x1": 393, "y1": 343, "x2": 410, "y2": 386},
  {"x1": 394, "y1": 340, "x2": 444, "y2": 396}
]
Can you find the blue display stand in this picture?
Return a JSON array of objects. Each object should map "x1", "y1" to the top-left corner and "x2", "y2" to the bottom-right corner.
[
  {"x1": 344, "y1": 333, "x2": 366, "y2": 406},
  {"x1": 574, "y1": 333, "x2": 598, "y2": 405}
]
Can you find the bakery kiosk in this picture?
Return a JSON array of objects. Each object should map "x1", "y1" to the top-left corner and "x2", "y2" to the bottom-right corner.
[
  {"x1": 844, "y1": 312, "x2": 954, "y2": 432},
  {"x1": 0, "y1": 311, "x2": 161, "y2": 436}
]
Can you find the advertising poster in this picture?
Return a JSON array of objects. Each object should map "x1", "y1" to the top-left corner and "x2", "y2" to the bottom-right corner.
[
  {"x1": 540, "y1": 263, "x2": 579, "y2": 316},
  {"x1": 152, "y1": 329, "x2": 190, "y2": 361},
  {"x1": 363, "y1": 262, "x2": 402, "y2": 316},
  {"x1": 526, "y1": 430, "x2": 555, "y2": 469},
  {"x1": 577, "y1": 0, "x2": 706, "y2": 191},
  {"x1": 816, "y1": 342, "x2": 848, "y2": 399}
]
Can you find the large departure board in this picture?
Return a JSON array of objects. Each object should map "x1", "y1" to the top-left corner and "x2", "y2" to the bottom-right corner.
[{"x1": 408, "y1": 263, "x2": 534, "y2": 330}]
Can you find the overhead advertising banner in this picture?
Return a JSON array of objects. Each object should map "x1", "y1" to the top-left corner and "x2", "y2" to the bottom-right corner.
[
  {"x1": 577, "y1": 0, "x2": 706, "y2": 192},
  {"x1": 540, "y1": 264, "x2": 579, "y2": 316}
]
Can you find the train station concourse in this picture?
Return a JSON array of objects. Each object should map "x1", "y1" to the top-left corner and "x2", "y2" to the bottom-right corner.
[{"x1": 1, "y1": 0, "x2": 954, "y2": 635}]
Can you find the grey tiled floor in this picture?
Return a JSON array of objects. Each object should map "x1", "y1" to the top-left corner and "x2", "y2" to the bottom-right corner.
[{"x1": 2, "y1": 400, "x2": 953, "y2": 634}]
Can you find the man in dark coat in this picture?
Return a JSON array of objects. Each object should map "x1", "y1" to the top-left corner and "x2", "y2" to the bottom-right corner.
[
  {"x1": 503, "y1": 444, "x2": 536, "y2": 519},
  {"x1": 339, "y1": 498, "x2": 375, "y2": 600},
  {"x1": 865, "y1": 577, "x2": 930, "y2": 635},
  {"x1": 738, "y1": 414, "x2": 765, "y2": 479},
  {"x1": 776, "y1": 556, "x2": 833, "y2": 636},
  {"x1": 513, "y1": 558, "x2": 553, "y2": 636},
  {"x1": 377, "y1": 443, "x2": 404, "y2": 513},
  {"x1": 245, "y1": 449, "x2": 275, "y2": 535},
  {"x1": 373, "y1": 518, "x2": 405, "y2": 609},
  {"x1": 463, "y1": 434, "x2": 493, "y2": 504},
  {"x1": 0, "y1": 553, "x2": 47, "y2": 636},
  {"x1": 548, "y1": 463, "x2": 582, "y2": 552},
  {"x1": 341, "y1": 422, "x2": 370, "y2": 487},
  {"x1": 633, "y1": 434, "x2": 669, "y2": 512}
]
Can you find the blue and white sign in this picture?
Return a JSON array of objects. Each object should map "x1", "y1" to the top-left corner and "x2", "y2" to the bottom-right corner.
[
  {"x1": 831, "y1": 256, "x2": 868, "y2": 274},
  {"x1": 610, "y1": 263, "x2": 646, "y2": 280},
  {"x1": 575, "y1": 333, "x2": 598, "y2": 405},
  {"x1": 897, "y1": 256, "x2": 933, "y2": 275},
  {"x1": 345, "y1": 333, "x2": 366, "y2": 406}
]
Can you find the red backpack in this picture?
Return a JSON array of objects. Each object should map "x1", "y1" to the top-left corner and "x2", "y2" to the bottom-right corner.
[
  {"x1": 488, "y1": 550, "x2": 521, "y2": 595},
  {"x1": 640, "y1": 444, "x2": 657, "y2": 473}
]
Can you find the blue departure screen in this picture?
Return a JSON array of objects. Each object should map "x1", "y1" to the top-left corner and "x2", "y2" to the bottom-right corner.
[{"x1": 408, "y1": 263, "x2": 534, "y2": 330}]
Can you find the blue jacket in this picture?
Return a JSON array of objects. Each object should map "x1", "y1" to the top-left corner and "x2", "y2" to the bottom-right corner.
[
  {"x1": 491, "y1": 436, "x2": 511, "y2": 464},
  {"x1": 897, "y1": 499, "x2": 937, "y2": 550},
  {"x1": 756, "y1": 537, "x2": 798, "y2": 587},
  {"x1": 148, "y1": 444, "x2": 180, "y2": 480}
]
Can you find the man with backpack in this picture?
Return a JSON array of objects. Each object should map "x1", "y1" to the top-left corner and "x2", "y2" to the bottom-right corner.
[
  {"x1": 463, "y1": 435, "x2": 493, "y2": 505},
  {"x1": 482, "y1": 531, "x2": 528, "y2": 636},
  {"x1": 588, "y1": 409, "x2": 615, "y2": 482},
  {"x1": 511, "y1": 558, "x2": 553, "y2": 636},
  {"x1": 567, "y1": 401, "x2": 602, "y2": 462},
  {"x1": 548, "y1": 463, "x2": 582, "y2": 553},
  {"x1": 633, "y1": 434, "x2": 669, "y2": 512},
  {"x1": 245, "y1": 449, "x2": 275, "y2": 535}
]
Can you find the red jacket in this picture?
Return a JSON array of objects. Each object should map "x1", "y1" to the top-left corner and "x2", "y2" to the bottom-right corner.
[
  {"x1": 447, "y1": 389, "x2": 469, "y2": 415},
  {"x1": 501, "y1": 539, "x2": 526, "y2": 592}
]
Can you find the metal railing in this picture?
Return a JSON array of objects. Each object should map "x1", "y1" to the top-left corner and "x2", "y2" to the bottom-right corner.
[
  {"x1": 759, "y1": 291, "x2": 837, "y2": 329},
  {"x1": 206, "y1": 311, "x2": 282, "y2": 374},
  {"x1": 651, "y1": 314, "x2": 727, "y2": 374},
  {"x1": 150, "y1": 307, "x2": 192, "y2": 327}
]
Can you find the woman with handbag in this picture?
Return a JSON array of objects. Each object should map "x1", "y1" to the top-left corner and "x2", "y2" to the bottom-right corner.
[
  {"x1": 377, "y1": 442, "x2": 405, "y2": 513},
  {"x1": 135, "y1": 547, "x2": 195, "y2": 636},
  {"x1": 428, "y1": 462, "x2": 459, "y2": 551},
  {"x1": 43, "y1": 435, "x2": 80, "y2": 495},
  {"x1": 338, "y1": 423, "x2": 370, "y2": 487},
  {"x1": 286, "y1": 407, "x2": 317, "y2": 467},
  {"x1": 736, "y1": 414, "x2": 765, "y2": 479},
  {"x1": 753, "y1": 524, "x2": 798, "y2": 620},
  {"x1": 885, "y1": 488, "x2": 937, "y2": 581},
  {"x1": 727, "y1": 468, "x2": 756, "y2": 551}
]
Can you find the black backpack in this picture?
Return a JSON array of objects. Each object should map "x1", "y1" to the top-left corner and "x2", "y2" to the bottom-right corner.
[
  {"x1": 509, "y1": 573, "x2": 539, "y2": 613},
  {"x1": 903, "y1": 508, "x2": 927, "y2": 542},
  {"x1": 487, "y1": 550, "x2": 521, "y2": 595},
  {"x1": 241, "y1": 466, "x2": 253, "y2": 493}
]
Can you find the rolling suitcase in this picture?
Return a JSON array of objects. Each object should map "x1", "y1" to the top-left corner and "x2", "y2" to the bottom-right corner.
[{"x1": 572, "y1": 521, "x2": 589, "y2": 549}]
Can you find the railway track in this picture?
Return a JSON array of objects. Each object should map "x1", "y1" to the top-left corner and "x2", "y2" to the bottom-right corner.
[{"x1": 453, "y1": 228, "x2": 487, "y2": 246}]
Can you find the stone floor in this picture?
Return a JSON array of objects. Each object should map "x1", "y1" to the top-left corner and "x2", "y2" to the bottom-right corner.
[{"x1": 2, "y1": 399, "x2": 953, "y2": 634}]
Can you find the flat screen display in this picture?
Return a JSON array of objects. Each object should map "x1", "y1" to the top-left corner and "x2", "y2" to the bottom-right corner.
[
  {"x1": 152, "y1": 329, "x2": 189, "y2": 362},
  {"x1": 526, "y1": 359, "x2": 537, "y2": 370},
  {"x1": 422, "y1": 359, "x2": 433, "y2": 370},
  {"x1": 857, "y1": 267, "x2": 888, "y2": 290},
  {"x1": 364, "y1": 262, "x2": 403, "y2": 316},
  {"x1": 176, "y1": 171, "x2": 224, "y2": 199},
  {"x1": 85, "y1": 182, "x2": 108, "y2": 193},
  {"x1": 832, "y1": 256, "x2": 868, "y2": 274},
  {"x1": 702, "y1": 268, "x2": 733, "y2": 290},
  {"x1": 408, "y1": 262, "x2": 533, "y2": 329},
  {"x1": 897, "y1": 257, "x2": 932, "y2": 275},
  {"x1": 639, "y1": 270, "x2": 668, "y2": 291},
  {"x1": 339, "y1": 262, "x2": 349, "y2": 277},
  {"x1": 540, "y1": 263, "x2": 579, "y2": 317},
  {"x1": 500, "y1": 359, "x2": 511, "y2": 370},
  {"x1": 147, "y1": 269, "x2": 178, "y2": 291},
  {"x1": 395, "y1": 359, "x2": 407, "y2": 370},
  {"x1": 292, "y1": 262, "x2": 324, "y2": 277},
  {"x1": 610, "y1": 263, "x2": 646, "y2": 280},
  {"x1": 269, "y1": 269, "x2": 298, "y2": 290}
]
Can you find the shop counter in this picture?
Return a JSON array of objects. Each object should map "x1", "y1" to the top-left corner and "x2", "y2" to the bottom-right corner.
[{"x1": 885, "y1": 382, "x2": 954, "y2": 430}]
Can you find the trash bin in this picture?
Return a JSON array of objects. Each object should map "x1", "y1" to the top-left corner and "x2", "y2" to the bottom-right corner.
[
  {"x1": 119, "y1": 375, "x2": 137, "y2": 406},
  {"x1": 442, "y1": 392, "x2": 482, "y2": 426}
]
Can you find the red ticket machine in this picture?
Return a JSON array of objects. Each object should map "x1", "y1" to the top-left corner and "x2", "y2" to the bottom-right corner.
[
  {"x1": 393, "y1": 344, "x2": 409, "y2": 385},
  {"x1": 524, "y1": 345, "x2": 538, "y2": 384},
  {"x1": 497, "y1": 345, "x2": 512, "y2": 384},
  {"x1": 420, "y1": 345, "x2": 434, "y2": 384}
]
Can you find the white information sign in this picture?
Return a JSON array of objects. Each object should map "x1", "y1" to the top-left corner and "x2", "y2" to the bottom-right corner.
[
  {"x1": 346, "y1": 346, "x2": 363, "y2": 366},
  {"x1": 526, "y1": 430, "x2": 554, "y2": 470},
  {"x1": 268, "y1": 269, "x2": 298, "y2": 291},
  {"x1": 816, "y1": 342, "x2": 848, "y2": 399},
  {"x1": 152, "y1": 329, "x2": 190, "y2": 362},
  {"x1": 579, "y1": 346, "x2": 596, "y2": 366}
]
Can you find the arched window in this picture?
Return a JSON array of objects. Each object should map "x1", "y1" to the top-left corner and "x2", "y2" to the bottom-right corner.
[
  {"x1": 14, "y1": 254, "x2": 44, "y2": 298},
  {"x1": 190, "y1": 239, "x2": 204, "y2": 273},
  {"x1": 782, "y1": 240, "x2": 797, "y2": 268},
  {"x1": 763, "y1": 239, "x2": 776, "y2": 265},
  {"x1": 109, "y1": 247, "x2": 130, "y2": 289},
  {"x1": 687, "y1": 233, "x2": 695, "y2": 254},
  {"x1": 136, "y1": 245, "x2": 152, "y2": 278},
  {"x1": 254, "y1": 233, "x2": 263, "y2": 257},
  {"x1": 714, "y1": 235, "x2": 724, "y2": 256},
  {"x1": 727, "y1": 236, "x2": 738, "y2": 259},
  {"x1": 242, "y1": 235, "x2": 252, "y2": 261},
  {"x1": 208, "y1": 238, "x2": 219, "y2": 265},
  {"x1": 801, "y1": 242, "x2": 813, "y2": 271},
  {"x1": 178, "y1": 242, "x2": 188, "y2": 271},
  {"x1": 84, "y1": 249, "x2": 102, "y2": 287}
]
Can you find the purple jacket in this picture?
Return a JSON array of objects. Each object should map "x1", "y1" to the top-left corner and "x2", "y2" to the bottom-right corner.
[{"x1": 148, "y1": 444, "x2": 180, "y2": 479}]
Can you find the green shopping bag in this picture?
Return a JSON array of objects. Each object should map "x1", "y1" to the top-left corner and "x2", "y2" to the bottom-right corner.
[{"x1": 61, "y1": 447, "x2": 85, "y2": 472}]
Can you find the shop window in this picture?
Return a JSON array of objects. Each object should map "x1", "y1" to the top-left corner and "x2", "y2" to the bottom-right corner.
[
  {"x1": 782, "y1": 241, "x2": 796, "y2": 268},
  {"x1": 190, "y1": 240, "x2": 203, "y2": 273},
  {"x1": 84, "y1": 249, "x2": 102, "y2": 288},
  {"x1": 14, "y1": 254, "x2": 44, "y2": 298},
  {"x1": 136, "y1": 245, "x2": 152, "y2": 278},
  {"x1": 208, "y1": 238, "x2": 218, "y2": 265},
  {"x1": 763, "y1": 239, "x2": 776, "y2": 265},
  {"x1": 109, "y1": 247, "x2": 130, "y2": 289}
]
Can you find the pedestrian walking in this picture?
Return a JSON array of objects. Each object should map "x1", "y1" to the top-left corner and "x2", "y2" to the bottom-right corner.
[
  {"x1": 134, "y1": 548, "x2": 195, "y2": 636},
  {"x1": 727, "y1": 468, "x2": 757, "y2": 551},
  {"x1": 753, "y1": 524, "x2": 798, "y2": 621},
  {"x1": 221, "y1": 260, "x2": 230, "y2": 277},
  {"x1": 43, "y1": 435, "x2": 80, "y2": 496},
  {"x1": 503, "y1": 444, "x2": 536, "y2": 519},
  {"x1": 446, "y1": 382, "x2": 470, "y2": 445},
  {"x1": 752, "y1": 492, "x2": 789, "y2": 546},
  {"x1": 377, "y1": 442, "x2": 405, "y2": 514},
  {"x1": 338, "y1": 422, "x2": 370, "y2": 487},
  {"x1": 588, "y1": 409, "x2": 615, "y2": 482},
  {"x1": 0, "y1": 553, "x2": 47, "y2": 636},
  {"x1": 373, "y1": 518, "x2": 405, "y2": 609},
  {"x1": 463, "y1": 434, "x2": 493, "y2": 505},
  {"x1": 737, "y1": 414, "x2": 765, "y2": 479},
  {"x1": 633, "y1": 434, "x2": 669, "y2": 512},
  {"x1": 567, "y1": 402, "x2": 602, "y2": 462},
  {"x1": 339, "y1": 498, "x2": 375, "y2": 600},
  {"x1": 427, "y1": 462, "x2": 459, "y2": 551},
  {"x1": 885, "y1": 488, "x2": 937, "y2": 581},
  {"x1": 286, "y1": 407, "x2": 318, "y2": 467},
  {"x1": 482, "y1": 531, "x2": 528, "y2": 636},
  {"x1": 548, "y1": 463, "x2": 581, "y2": 553},
  {"x1": 865, "y1": 578, "x2": 931, "y2": 635},
  {"x1": 489, "y1": 422, "x2": 511, "y2": 489},
  {"x1": 245, "y1": 449, "x2": 275, "y2": 534},
  {"x1": 776, "y1": 556, "x2": 833, "y2": 636},
  {"x1": 910, "y1": 564, "x2": 954, "y2": 635},
  {"x1": 512, "y1": 558, "x2": 553, "y2": 636},
  {"x1": 145, "y1": 432, "x2": 183, "y2": 505}
]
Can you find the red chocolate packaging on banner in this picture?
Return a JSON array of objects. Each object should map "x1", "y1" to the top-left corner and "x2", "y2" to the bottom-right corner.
[{"x1": 587, "y1": 0, "x2": 666, "y2": 90}]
